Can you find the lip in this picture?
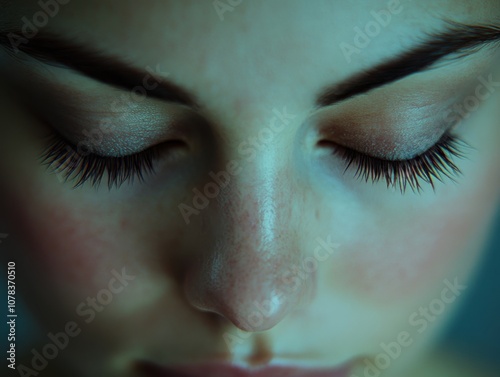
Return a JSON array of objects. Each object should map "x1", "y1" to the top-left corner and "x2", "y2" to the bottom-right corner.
[{"x1": 136, "y1": 361, "x2": 355, "y2": 377}]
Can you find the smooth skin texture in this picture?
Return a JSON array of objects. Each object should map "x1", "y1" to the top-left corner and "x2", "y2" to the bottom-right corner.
[{"x1": 0, "y1": 0, "x2": 500, "y2": 376}]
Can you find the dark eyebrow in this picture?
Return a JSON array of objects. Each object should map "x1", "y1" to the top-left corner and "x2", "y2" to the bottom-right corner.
[
  {"x1": 1, "y1": 22, "x2": 499, "y2": 111},
  {"x1": 0, "y1": 31, "x2": 200, "y2": 109},
  {"x1": 316, "y1": 21, "x2": 500, "y2": 107}
]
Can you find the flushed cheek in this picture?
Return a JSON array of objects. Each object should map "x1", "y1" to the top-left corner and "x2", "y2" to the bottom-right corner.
[
  {"x1": 5, "y1": 188, "x2": 133, "y2": 299},
  {"x1": 330, "y1": 204, "x2": 487, "y2": 304}
]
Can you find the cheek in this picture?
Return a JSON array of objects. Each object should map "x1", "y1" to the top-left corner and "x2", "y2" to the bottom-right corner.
[
  {"x1": 337, "y1": 212, "x2": 478, "y2": 302},
  {"x1": 5, "y1": 187, "x2": 127, "y2": 296},
  {"x1": 331, "y1": 175, "x2": 499, "y2": 304}
]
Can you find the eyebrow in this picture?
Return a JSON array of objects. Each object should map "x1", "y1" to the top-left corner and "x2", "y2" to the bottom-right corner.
[
  {"x1": 0, "y1": 31, "x2": 201, "y2": 109},
  {"x1": 0, "y1": 21, "x2": 499, "y2": 110},
  {"x1": 316, "y1": 21, "x2": 500, "y2": 107}
]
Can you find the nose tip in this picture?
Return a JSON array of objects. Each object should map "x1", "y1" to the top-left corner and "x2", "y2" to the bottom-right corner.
[
  {"x1": 184, "y1": 251, "x2": 311, "y2": 332},
  {"x1": 219, "y1": 288, "x2": 294, "y2": 332}
]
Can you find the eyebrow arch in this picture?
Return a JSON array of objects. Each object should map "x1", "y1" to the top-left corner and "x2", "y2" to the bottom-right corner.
[
  {"x1": 316, "y1": 21, "x2": 500, "y2": 107},
  {"x1": 0, "y1": 22, "x2": 499, "y2": 111},
  {"x1": 0, "y1": 30, "x2": 200, "y2": 109}
]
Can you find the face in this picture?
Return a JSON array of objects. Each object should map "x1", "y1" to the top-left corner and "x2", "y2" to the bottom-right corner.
[{"x1": 1, "y1": 1, "x2": 500, "y2": 376}]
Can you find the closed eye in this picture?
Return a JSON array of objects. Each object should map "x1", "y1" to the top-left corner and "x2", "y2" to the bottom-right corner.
[
  {"x1": 40, "y1": 131, "x2": 163, "y2": 190},
  {"x1": 321, "y1": 133, "x2": 469, "y2": 193}
]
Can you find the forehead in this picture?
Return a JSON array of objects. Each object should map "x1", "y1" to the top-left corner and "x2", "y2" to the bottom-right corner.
[
  {"x1": 3, "y1": 1, "x2": 500, "y2": 60},
  {"x1": 23, "y1": 0, "x2": 497, "y2": 41}
]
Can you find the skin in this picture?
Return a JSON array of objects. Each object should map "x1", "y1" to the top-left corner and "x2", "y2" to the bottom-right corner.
[{"x1": 0, "y1": 0, "x2": 500, "y2": 376}]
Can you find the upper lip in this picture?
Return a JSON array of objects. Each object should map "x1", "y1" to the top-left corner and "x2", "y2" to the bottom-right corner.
[{"x1": 136, "y1": 360, "x2": 355, "y2": 377}]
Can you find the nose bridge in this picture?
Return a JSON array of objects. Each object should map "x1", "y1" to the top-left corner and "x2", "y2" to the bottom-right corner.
[
  {"x1": 184, "y1": 158, "x2": 310, "y2": 331},
  {"x1": 227, "y1": 161, "x2": 287, "y2": 252}
]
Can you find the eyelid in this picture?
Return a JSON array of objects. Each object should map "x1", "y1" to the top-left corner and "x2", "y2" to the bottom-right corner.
[
  {"x1": 40, "y1": 131, "x2": 164, "y2": 189},
  {"x1": 327, "y1": 132, "x2": 469, "y2": 193},
  {"x1": 30, "y1": 87, "x2": 208, "y2": 157},
  {"x1": 312, "y1": 93, "x2": 461, "y2": 160},
  {"x1": 35, "y1": 100, "x2": 182, "y2": 156}
]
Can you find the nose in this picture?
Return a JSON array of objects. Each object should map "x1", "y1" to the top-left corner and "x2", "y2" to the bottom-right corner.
[{"x1": 183, "y1": 160, "x2": 314, "y2": 332}]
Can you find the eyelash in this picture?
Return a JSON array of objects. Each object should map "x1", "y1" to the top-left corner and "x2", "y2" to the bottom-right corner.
[
  {"x1": 40, "y1": 133, "x2": 161, "y2": 189},
  {"x1": 41, "y1": 130, "x2": 467, "y2": 193},
  {"x1": 333, "y1": 133, "x2": 469, "y2": 193}
]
